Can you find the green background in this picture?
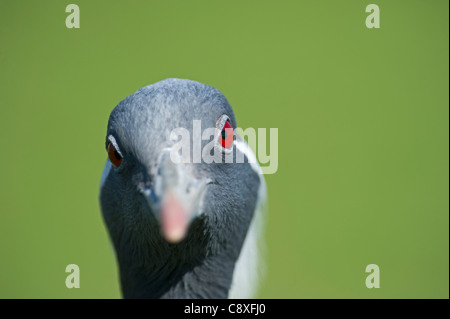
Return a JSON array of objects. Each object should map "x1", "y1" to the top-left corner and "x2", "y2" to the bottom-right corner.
[{"x1": 0, "y1": 0, "x2": 448, "y2": 298}]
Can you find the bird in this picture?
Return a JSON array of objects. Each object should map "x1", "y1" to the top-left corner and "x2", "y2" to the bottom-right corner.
[{"x1": 99, "y1": 78, "x2": 266, "y2": 298}]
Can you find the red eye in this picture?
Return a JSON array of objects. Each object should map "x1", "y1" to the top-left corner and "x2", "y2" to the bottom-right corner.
[
  {"x1": 218, "y1": 120, "x2": 234, "y2": 149},
  {"x1": 108, "y1": 142, "x2": 123, "y2": 168}
]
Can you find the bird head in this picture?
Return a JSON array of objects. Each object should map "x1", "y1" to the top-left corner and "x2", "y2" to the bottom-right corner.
[{"x1": 100, "y1": 79, "x2": 259, "y2": 260}]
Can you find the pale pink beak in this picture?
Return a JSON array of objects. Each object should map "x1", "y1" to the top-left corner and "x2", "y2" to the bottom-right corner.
[{"x1": 160, "y1": 191, "x2": 190, "y2": 244}]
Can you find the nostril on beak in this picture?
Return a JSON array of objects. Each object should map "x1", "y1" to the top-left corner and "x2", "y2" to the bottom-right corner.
[{"x1": 206, "y1": 179, "x2": 218, "y2": 186}]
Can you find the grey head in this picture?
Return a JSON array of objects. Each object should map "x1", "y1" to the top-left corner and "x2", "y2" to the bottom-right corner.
[{"x1": 99, "y1": 78, "x2": 261, "y2": 298}]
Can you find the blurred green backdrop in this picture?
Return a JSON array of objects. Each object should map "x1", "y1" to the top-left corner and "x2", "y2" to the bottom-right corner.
[{"x1": 0, "y1": 0, "x2": 448, "y2": 298}]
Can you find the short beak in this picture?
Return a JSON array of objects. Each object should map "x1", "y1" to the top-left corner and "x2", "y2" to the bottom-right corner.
[{"x1": 139, "y1": 151, "x2": 209, "y2": 244}]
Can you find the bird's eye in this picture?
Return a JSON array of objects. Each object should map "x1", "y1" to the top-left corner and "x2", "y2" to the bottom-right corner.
[
  {"x1": 107, "y1": 142, "x2": 123, "y2": 168},
  {"x1": 218, "y1": 120, "x2": 234, "y2": 149}
]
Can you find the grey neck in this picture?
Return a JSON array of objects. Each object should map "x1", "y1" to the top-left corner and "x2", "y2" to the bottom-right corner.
[{"x1": 117, "y1": 245, "x2": 235, "y2": 299}]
